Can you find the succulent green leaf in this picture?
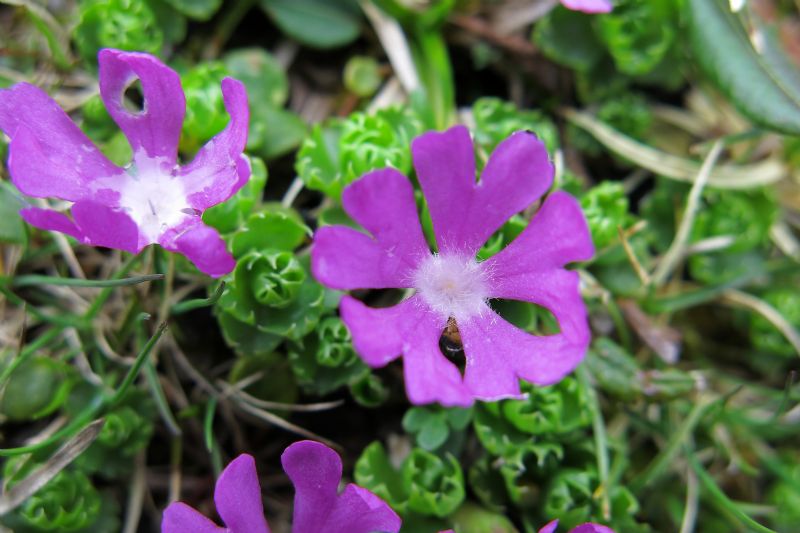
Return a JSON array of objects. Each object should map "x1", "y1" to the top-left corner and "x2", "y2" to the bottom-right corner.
[
  {"x1": 161, "y1": 0, "x2": 221, "y2": 20},
  {"x1": 180, "y1": 62, "x2": 230, "y2": 154},
  {"x1": 344, "y1": 56, "x2": 382, "y2": 97},
  {"x1": 74, "y1": 0, "x2": 163, "y2": 63},
  {"x1": 532, "y1": 7, "x2": 604, "y2": 73},
  {"x1": 0, "y1": 356, "x2": 73, "y2": 420},
  {"x1": 354, "y1": 441, "x2": 409, "y2": 512},
  {"x1": 597, "y1": 0, "x2": 677, "y2": 76},
  {"x1": 402, "y1": 448, "x2": 465, "y2": 517},
  {"x1": 230, "y1": 205, "x2": 309, "y2": 257},
  {"x1": 259, "y1": 0, "x2": 361, "y2": 49},
  {"x1": 688, "y1": 0, "x2": 800, "y2": 134},
  {"x1": 224, "y1": 48, "x2": 289, "y2": 107},
  {"x1": 472, "y1": 97, "x2": 559, "y2": 155}
]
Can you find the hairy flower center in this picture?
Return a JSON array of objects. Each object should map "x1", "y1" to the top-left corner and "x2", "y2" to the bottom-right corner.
[
  {"x1": 413, "y1": 254, "x2": 489, "y2": 320},
  {"x1": 110, "y1": 159, "x2": 191, "y2": 243}
]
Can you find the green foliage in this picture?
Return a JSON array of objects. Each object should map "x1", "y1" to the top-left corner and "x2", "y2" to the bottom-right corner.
[
  {"x1": 750, "y1": 288, "x2": 800, "y2": 357},
  {"x1": 223, "y1": 48, "x2": 289, "y2": 108},
  {"x1": 500, "y1": 378, "x2": 592, "y2": 436},
  {"x1": 288, "y1": 317, "x2": 369, "y2": 395},
  {"x1": 3, "y1": 463, "x2": 101, "y2": 532},
  {"x1": 596, "y1": 0, "x2": 677, "y2": 77},
  {"x1": 229, "y1": 352, "x2": 299, "y2": 404},
  {"x1": 544, "y1": 468, "x2": 638, "y2": 530},
  {"x1": 688, "y1": 0, "x2": 800, "y2": 135},
  {"x1": 230, "y1": 206, "x2": 309, "y2": 257},
  {"x1": 0, "y1": 356, "x2": 73, "y2": 421},
  {"x1": 161, "y1": 0, "x2": 221, "y2": 20},
  {"x1": 259, "y1": 0, "x2": 361, "y2": 49},
  {"x1": 222, "y1": 48, "x2": 306, "y2": 159},
  {"x1": 74, "y1": 0, "x2": 164, "y2": 62},
  {"x1": 344, "y1": 56, "x2": 382, "y2": 97},
  {"x1": 296, "y1": 106, "x2": 424, "y2": 199},
  {"x1": 354, "y1": 441, "x2": 466, "y2": 518},
  {"x1": 402, "y1": 406, "x2": 472, "y2": 451},
  {"x1": 0, "y1": 181, "x2": 27, "y2": 245},
  {"x1": 472, "y1": 97, "x2": 559, "y2": 154},
  {"x1": 580, "y1": 181, "x2": 633, "y2": 250},
  {"x1": 216, "y1": 247, "x2": 328, "y2": 354},
  {"x1": 533, "y1": 7, "x2": 604, "y2": 72},
  {"x1": 180, "y1": 62, "x2": 230, "y2": 153}
]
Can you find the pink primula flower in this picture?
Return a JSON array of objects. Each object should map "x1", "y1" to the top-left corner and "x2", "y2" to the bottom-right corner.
[
  {"x1": 161, "y1": 440, "x2": 401, "y2": 533},
  {"x1": 561, "y1": 0, "x2": 613, "y2": 13},
  {"x1": 539, "y1": 519, "x2": 616, "y2": 533},
  {"x1": 311, "y1": 126, "x2": 594, "y2": 407},
  {"x1": 0, "y1": 49, "x2": 250, "y2": 277}
]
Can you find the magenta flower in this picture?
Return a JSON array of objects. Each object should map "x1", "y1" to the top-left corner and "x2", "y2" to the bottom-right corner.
[
  {"x1": 0, "y1": 49, "x2": 249, "y2": 277},
  {"x1": 561, "y1": 0, "x2": 613, "y2": 13},
  {"x1": 539, "y1": 519, "x2": 615, "y2": 533},
  {"x1": 161, "y1": 440, "x2": 401, "y2": 533},
  {"x1": 311, "y1": 126, "x2": 594, "y2": 406}
]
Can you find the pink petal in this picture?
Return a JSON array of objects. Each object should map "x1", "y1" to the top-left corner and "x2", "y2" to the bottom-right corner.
[
  {"x1": 473, "y1": 270, "x2": 590, "y2": 386},
  {"x1": 181, "y1": 78, "x2": 251, "y2": 211},
  {"x1": 322, "y1": 484, "x2": 401, "y2": 533},
  {"x1": 98, "y1": 49, "x2": 185, "y2": 165},
  {"x1": 214, "y1": 454, "x2": 271, "y2": 533},
  {"x1": 71, "y1": 200, "x2": 142, "y2": 253},
  {"x1": 311, "y1": 168, "x2": 429, "y2": 290},
  {"x1": 570, "y1": 524, "x2": 616, "y2": 533},
  {"x1": 485, "y1": 191, "x2": 594, "y2": 274},
  {"x1": 561, "y1": 0, "x2": 613, "y2": 13},
  {"x1": 539, "y1": 520, "x2": 560, "y2": 533},
  {"x1": 0, "y1": 84, "x2": 122, "y2": 201},
  {"x1": 411, "y1": 126, "x2": 552, "y2": 256},
  {"x1": 339, "y1": 296, "x2": 409, "y2": 367},
  {"x1": 161, "y1": 502, "x2": 225, "y2": 533},
  {"x1": 19, "y1": 207, "x2": 82, "y2": 240},
  {"x1": 341, "y1": 295, "x2": 472, "y2": 406},
  {"x1": 281, "y1": 441, "x2": 341, "y2": 533},
  {"x1": 159, "y1": 221, "x2": 235, "y2": 277}
]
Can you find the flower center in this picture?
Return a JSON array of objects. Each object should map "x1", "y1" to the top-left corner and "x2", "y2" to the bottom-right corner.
[
  {"x1": 116, "y1": 159, "x2": 191, "y2": 243},
  {"x1": 413, "y1": 254, "x2": 489, "y2": 320}
]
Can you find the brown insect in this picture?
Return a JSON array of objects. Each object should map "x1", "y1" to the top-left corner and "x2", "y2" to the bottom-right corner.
[
  {"x1": 439, "y1": 317, "x2": 466, "y2": 376},
  {"x1": 441, "y1": 317, "x2": 462, "y2": 349}
]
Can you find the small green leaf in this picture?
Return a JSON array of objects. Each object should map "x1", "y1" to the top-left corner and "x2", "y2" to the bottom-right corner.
[
  {"x1": 688, "y1": 0, "x2": 800, "y2": 134},
  {"x1": 161, "y1": 0, "x2": 221, "y2": 20},
  {"x1": 259, "y1": 0, "x2": 361, "y2": 49},
  {"x1": 0, "y1": 181, "x2": 27, "y2": 245},
  {"x1": 224, "y1": 48, "x2": 289, "y2": 107}
]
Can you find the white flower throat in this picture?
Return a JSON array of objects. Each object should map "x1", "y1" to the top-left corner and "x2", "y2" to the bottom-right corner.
[
  {"x1": 413, "y1": 254, "x2": 489, "y2": 320},
  {"x1": 94, "y1": 156, "x2": 192, "y2": 243}
]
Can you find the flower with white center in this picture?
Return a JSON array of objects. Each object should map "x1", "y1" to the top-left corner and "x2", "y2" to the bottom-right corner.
[
  {"x1": 0, "y1": 49, "x2": 249, "y2": 277},
  {"x1": 312, "y1": 126, "x2": 595, "y2": 406}
]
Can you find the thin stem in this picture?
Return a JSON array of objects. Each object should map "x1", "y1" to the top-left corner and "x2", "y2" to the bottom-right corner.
[{"x1": 651, "y1": 141, "x2": 723, "y2": 286}]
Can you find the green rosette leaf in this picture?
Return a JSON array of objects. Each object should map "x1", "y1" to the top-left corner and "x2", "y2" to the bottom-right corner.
[
  {"x1": 288, "y1": 317, "x2": 369, "y2": 395},
  {"x1": 74, "y1": 0, "x2": 164, "y2": 63},
  {"x1": 472, "y1": 97, "x2": 559, "y2": 155},
  {"x1": 4, "y1": 463, "x2": 102, "y2": 532},
  {"x1": 230, "y1": 205, "x2": 309, "y2": 257},
  {"x1": 750, "y1": 288, "x2": 800, "y2": 357},
  {"x1": 180, "y1": 62, "x2": 230, "y2": 154},
  {"x1": 500, "y1": 378, "x2": 591, "y2": 437},
  {"x1": 0, "y1": 356, "x2": 74, "y2": 421},
  {"x1": 402, "y1": 448, "x2": 465, "y2": 518},
  {"x1": 581, "y1": 181, "x2": 634, "y2": 251},
  {"x1": 217, "y1": 253, "x2": 329, "y2": 347}
]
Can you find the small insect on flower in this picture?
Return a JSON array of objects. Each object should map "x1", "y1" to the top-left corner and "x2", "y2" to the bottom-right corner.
[
  {"x1": 312, "y1": 125, "x2": 595, "y2": 406},
  {"x1": 0, "y1": 49, "x2": 250, "y2": 277},
  {"x1": 161, "y1": 440, "x2": 401, "y2": 533}
]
